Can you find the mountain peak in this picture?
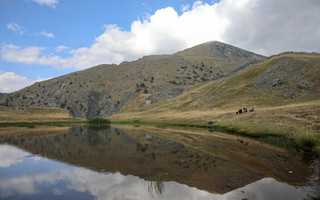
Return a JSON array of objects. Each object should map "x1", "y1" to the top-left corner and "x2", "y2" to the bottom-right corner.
[{"x1": 175, "y1": 41, "x2": 265, "y2": 59}]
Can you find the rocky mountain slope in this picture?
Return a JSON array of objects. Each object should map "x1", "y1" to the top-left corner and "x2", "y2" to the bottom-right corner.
[
  {"x1": 116, "y1": 52, "x2": 320, "y2": 115},
  {"x1": 0, "y1": 41, "x2": 265, "y2": 118},
  {"x1": 110, "y1": 51, "x2": 320, "y2": 138}
]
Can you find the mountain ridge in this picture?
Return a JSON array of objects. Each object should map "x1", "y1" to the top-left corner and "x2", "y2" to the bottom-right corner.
[{"x1": 0, "y1": 41, "x2": 266, "y2": 118}]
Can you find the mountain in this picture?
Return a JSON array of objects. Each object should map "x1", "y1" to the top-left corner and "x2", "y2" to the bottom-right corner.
[{"x1": 0, "y1": 41, "x2": 265, "y2": 118}]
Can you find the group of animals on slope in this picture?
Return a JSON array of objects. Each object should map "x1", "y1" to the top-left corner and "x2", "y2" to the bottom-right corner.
[
  {"x1": 236, "y1": 107, "x2": 254, "y2": 115},
  {"x1": 207, "y1": 107, "x2": 255, "y2": 125}
]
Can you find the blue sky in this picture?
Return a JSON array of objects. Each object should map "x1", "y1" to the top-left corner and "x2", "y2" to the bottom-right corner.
[
  {"x1": 0, "y1": 0, "x2": 213, "y2": 80},
  {"x1": 0, "y1": 0, "x2": 319, "y2": 93}
]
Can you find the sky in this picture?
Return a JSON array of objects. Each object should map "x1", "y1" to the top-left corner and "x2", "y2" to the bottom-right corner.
[{"x1": 0, "y1": 0, "x2": 319, "y2": 93}]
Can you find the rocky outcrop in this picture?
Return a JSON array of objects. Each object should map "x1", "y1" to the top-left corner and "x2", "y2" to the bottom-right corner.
[{"x1": 253, "y1": 54, "x2": 320, "y2": 98}]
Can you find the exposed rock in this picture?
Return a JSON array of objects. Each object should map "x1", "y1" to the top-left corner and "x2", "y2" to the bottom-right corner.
[
  {"x1": 283, "y1": 93, "x2": 298, "y2": 99},
  {"x1": 272, "y1": 78, "x2": 282, "y2": 87},
  {"x1": 145, "y1": 100, "x2": 152, "y2": 106},
  {"x1": 166, "y1": 87, "x2": 185, "y2": 99},
  {"x1": 253, "y1": 55, "x2": 319, "y2": 98},
  {"x1": 297, "y1": 80, "x2": 312, "y2": 90}
]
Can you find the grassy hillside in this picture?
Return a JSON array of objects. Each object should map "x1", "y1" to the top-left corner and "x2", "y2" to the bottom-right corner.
[{"x1": 110, "y1": 52, "x2": 320, "y2": 155}]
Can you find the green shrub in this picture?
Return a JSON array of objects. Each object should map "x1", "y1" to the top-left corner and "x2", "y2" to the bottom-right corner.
[{"x1": 88, "y1": 118, "x2": 111, "y2": 126}]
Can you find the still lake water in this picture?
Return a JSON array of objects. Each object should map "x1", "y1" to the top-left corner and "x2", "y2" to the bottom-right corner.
[{"x1": 0, "y1": 125, "x2": 319, "y2": 200}]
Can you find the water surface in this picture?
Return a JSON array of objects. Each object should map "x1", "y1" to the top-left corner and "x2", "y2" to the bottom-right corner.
[{"x1": 0, "y1": 125, "x2": 319, "y2": 200}]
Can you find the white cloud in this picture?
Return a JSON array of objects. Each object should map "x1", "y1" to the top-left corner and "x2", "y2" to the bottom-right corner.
[
  {"x1": 1, "y1": 44, "x2": 43, "y2": 64},
  {"x1": 32, "y1": 0, "x2": 58, "y2": 8},
  {"x1": 1, "y1": 0, "x2": 320, "y2": 70},
  {"x1": 6, "y1": 24, "x2": 55, "y2": 39},
  {"x1": 181, "y1": 4, "x2": 191, "y2": 12},
  {"x1": 1, "y1": 44, "x2": 62, "y2": 66},
  {"x1": 219, "y1": 0, "x2": 320, "y2": 55},
  {"x1": 39, "y1": 31, "x2": 55, "y2": 38},
  {"x1": 6, "y1": 23, "x2": 24, "y2": 34},
  {"x1": 55, "y1": 45, "x2": 69, "y2": 52},
  {"x1": 0, "y1": 70, "x2": 46, "y2": 93}
]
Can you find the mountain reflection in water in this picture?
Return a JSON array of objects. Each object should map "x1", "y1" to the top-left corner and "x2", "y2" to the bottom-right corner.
[{"x1": 0, "y1": 125, "x2": 319, "y2": 200}]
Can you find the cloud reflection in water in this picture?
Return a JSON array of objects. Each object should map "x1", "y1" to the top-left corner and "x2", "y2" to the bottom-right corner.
[
  {"x1": 0, "y1": 144, "x2": 314, "y2": 200},
  {"x1": 0, "y1": 144, "x2": 30, "y2": 168}
]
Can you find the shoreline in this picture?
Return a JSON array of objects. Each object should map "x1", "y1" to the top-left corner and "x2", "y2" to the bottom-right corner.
[
  {"x1": 109, "y1": 113, "x2": 320, "y2": 157},
  {"x1": 1, "y1": 103, "x2": 319, "y2": 157}
]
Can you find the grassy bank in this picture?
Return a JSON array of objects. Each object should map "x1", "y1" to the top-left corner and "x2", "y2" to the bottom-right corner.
[
  {"x1": 0, "y1": 120, "x2": 86, "y2": 128},
  {"x1": 0, "y1": 106, "x2": 86, "y2": 129},
  {"x1": 0, "y1": 118, "x2": 111, "y2": 129},
  {"x1": 0, "y1": 106, "x2": 81, "y2": 122},
  {"x1": 109, "y1": 102, "x2": 320, "y2": 156}
]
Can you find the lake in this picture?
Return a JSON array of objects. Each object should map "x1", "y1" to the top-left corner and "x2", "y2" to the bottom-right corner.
[{"x1": 0, "y1": 125, "x2": 319, "y2": 200}]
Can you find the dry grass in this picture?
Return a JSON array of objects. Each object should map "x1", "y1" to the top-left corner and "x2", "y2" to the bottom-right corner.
[{"x1": 0, "y1": 106, "x2": 81, "y2": 122}]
